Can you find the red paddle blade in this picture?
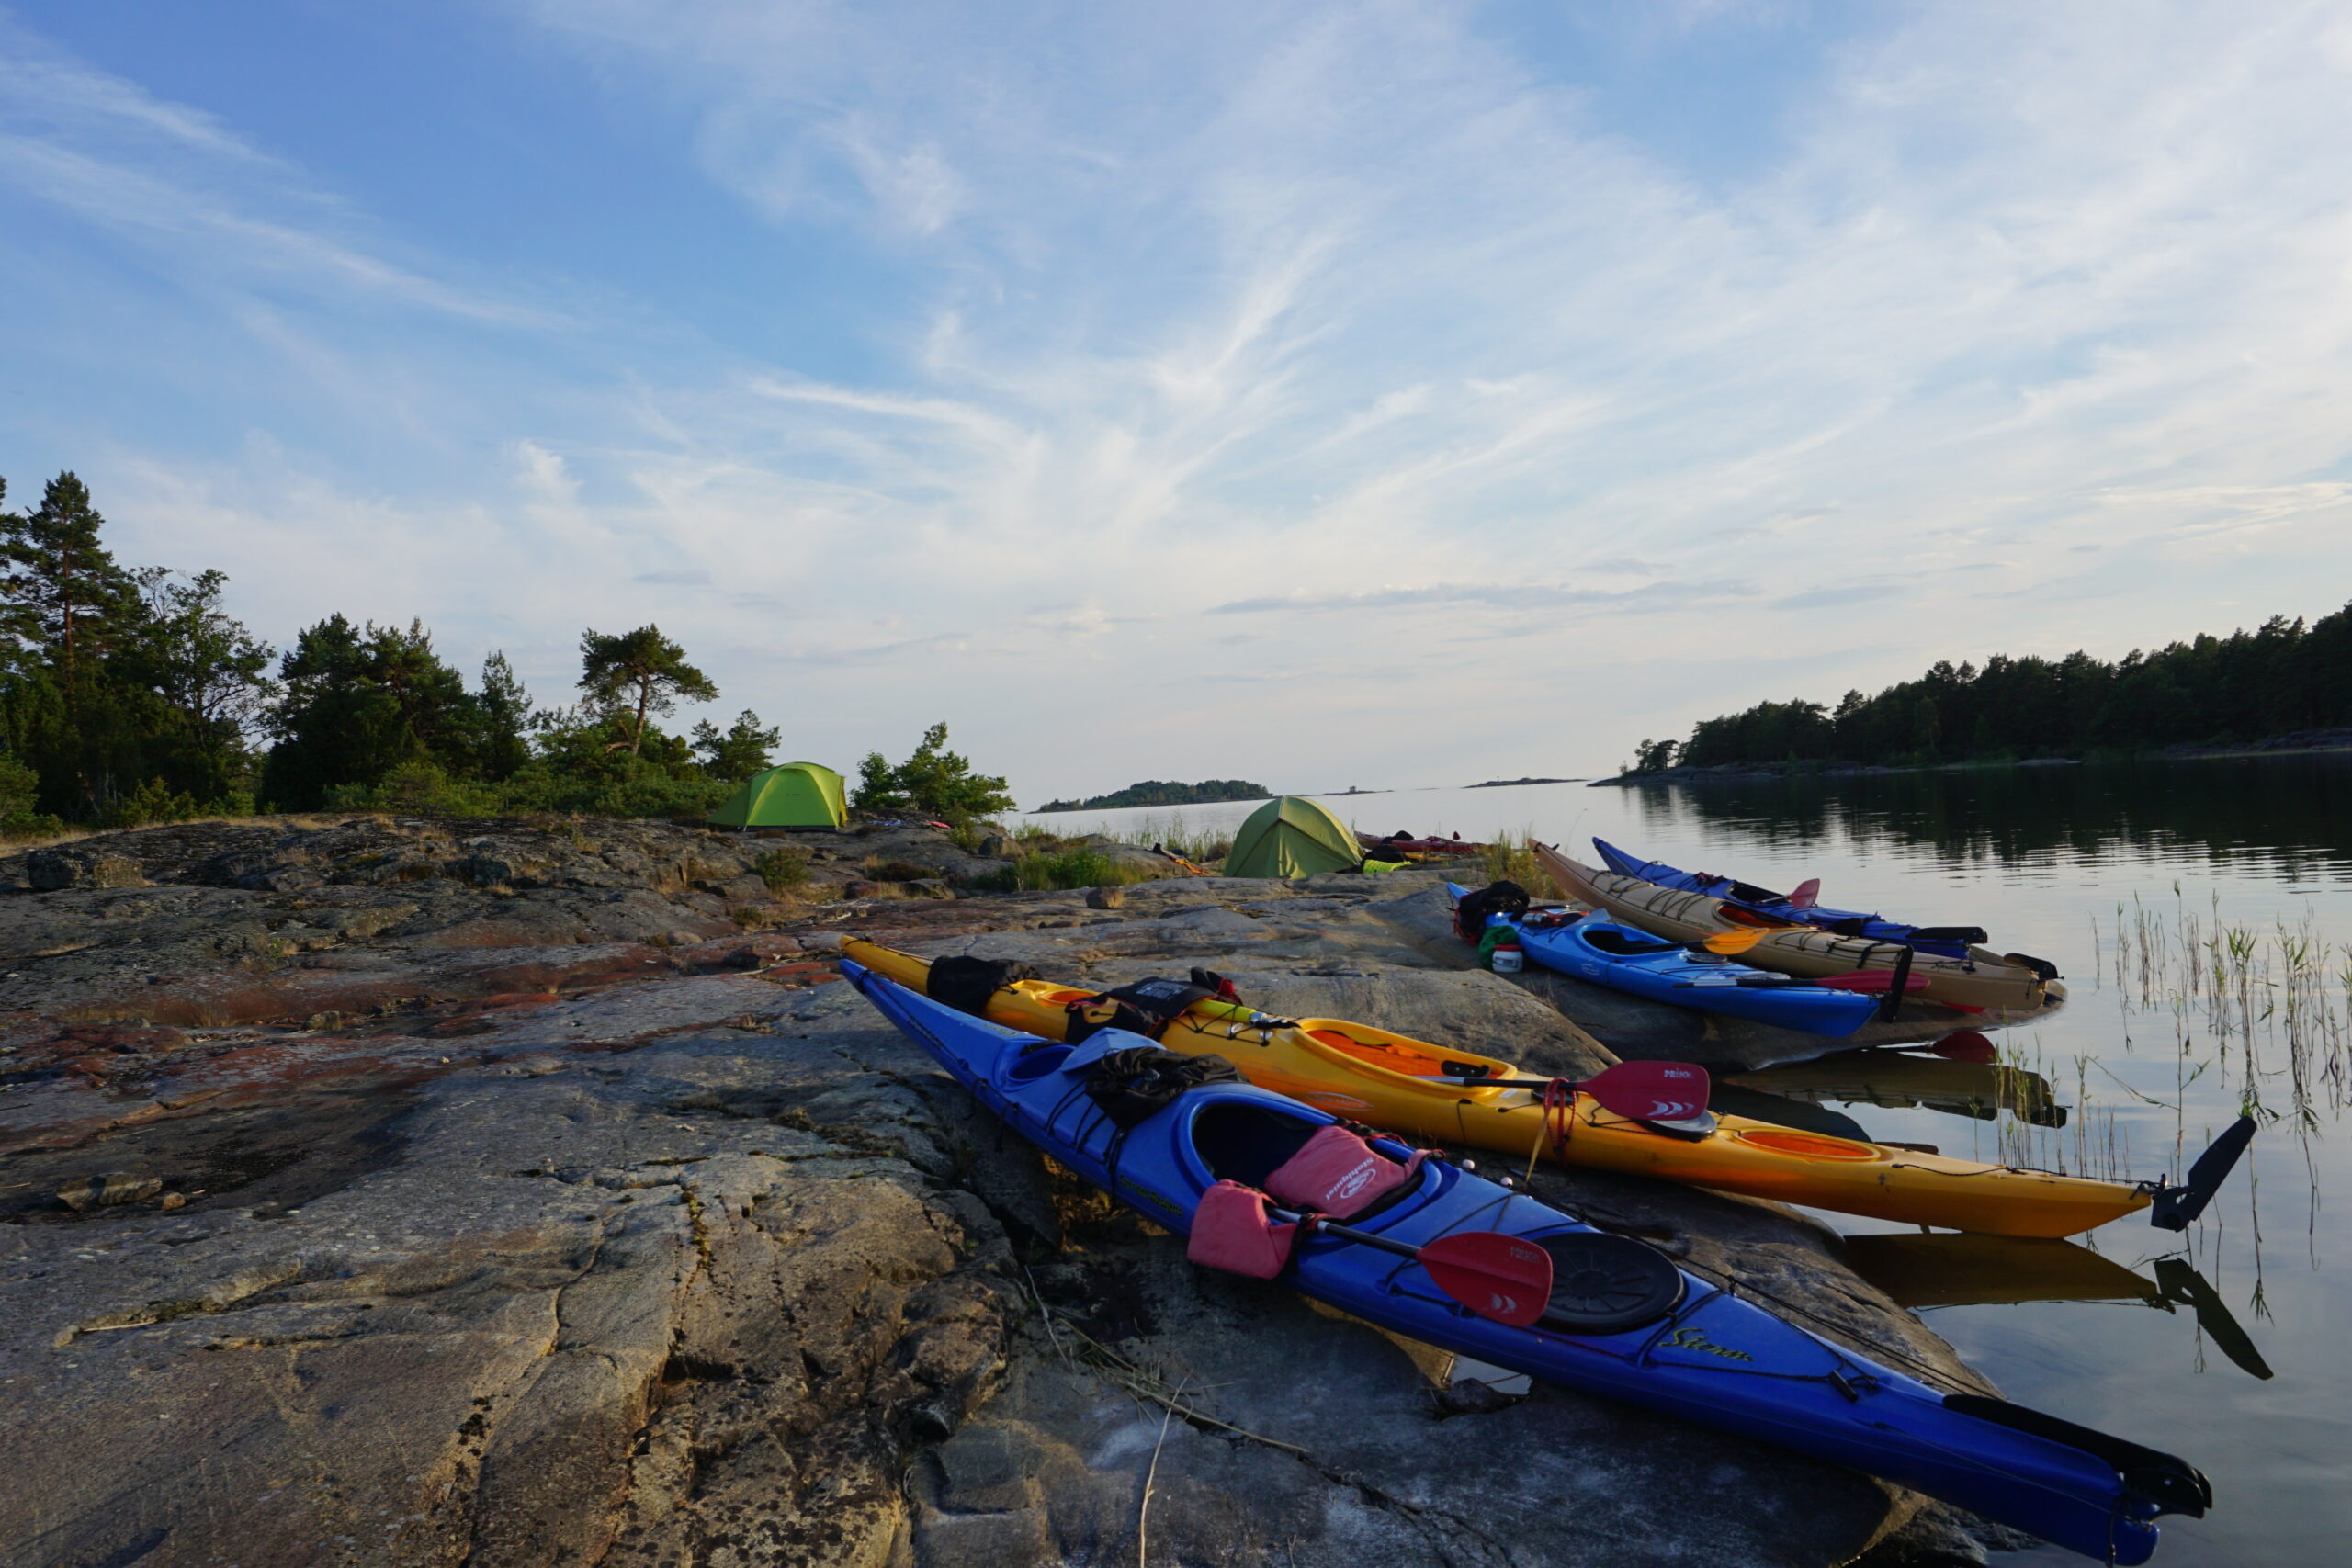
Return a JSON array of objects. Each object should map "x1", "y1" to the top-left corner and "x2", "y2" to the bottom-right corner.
[
  {"x1": 1814, "y1": 969, "x2": 1932, "y2": 995},
  {"x1": 1419, "y1": 1233, "x2": 1554, "y2": 1326},
  {"x1": 1789, "y1": 878, "x2": 1821, "y2": 909},
  {"x1": 1584, "y1": 1060, "x2": 1712, "y2": 1122},
  {"x1": 1932, "y1": 1029, "x2": 1998, "y2": 1064}
]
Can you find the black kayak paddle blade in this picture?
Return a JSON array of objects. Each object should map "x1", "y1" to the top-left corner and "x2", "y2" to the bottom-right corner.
[{"x1": 2149, "y1": 1114, "x2": 2258, "y2": 1232}]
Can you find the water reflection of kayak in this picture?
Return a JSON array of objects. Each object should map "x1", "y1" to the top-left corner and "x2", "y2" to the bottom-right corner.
[
  {"x1": 1848, "y1": 1234, "x2": 2273, "y2": 1381},
  {"x1": 1731, "y1": 1049, "x2": 2066, "y2": 1127},
  {"x1": 1847, "y1": 1233, "x2": 2154, "y2": 1306}
]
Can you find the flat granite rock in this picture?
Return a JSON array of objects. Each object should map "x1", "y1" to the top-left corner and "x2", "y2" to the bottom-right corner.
[{"x1": 0, "y1": 818, "x2": 2019, "y2": 1568}]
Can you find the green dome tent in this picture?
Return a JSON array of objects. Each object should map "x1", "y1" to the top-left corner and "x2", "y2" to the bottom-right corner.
[
  {"x1": 1224, "y1": 795, "x2": 1364, "y2": 878},
  {"x1": 707, "y1": 761, "x2": 847, "y2": 829}
]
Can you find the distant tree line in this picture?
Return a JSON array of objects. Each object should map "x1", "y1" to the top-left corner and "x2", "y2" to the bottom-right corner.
[
  {"x1": 0, "y1": 468, "x2": 793, "y2": 831},
  {"x1": 1034, "y1": 778, "x2": 1270, "y2": 812},
  {"x1": 1627, "y1": 602, "x2": 2352, "y2": 773}
]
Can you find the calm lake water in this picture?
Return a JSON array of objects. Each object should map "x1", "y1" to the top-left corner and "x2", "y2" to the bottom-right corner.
[{"x1": 1020, "y1": 755, "x2": 2352, "y2": 1566}]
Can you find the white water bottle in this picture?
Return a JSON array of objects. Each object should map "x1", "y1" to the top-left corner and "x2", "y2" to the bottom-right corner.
[{"x1": 1492, "y1": 940, "x2": 1525, "y2": 974}]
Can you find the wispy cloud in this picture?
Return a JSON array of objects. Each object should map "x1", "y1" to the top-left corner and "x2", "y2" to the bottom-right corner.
[
  {"x1": 0, "y1": 22, "x2": 549, "y2": 328},
  {"x1": 1212, "y1": 580, "x2": 1756, "y2": 615},
  {"x1": 7, "y1": 2, "x2": 2352, "y2": 794}
]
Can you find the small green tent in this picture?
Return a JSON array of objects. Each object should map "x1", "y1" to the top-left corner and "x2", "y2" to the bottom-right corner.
[
  {"x1": 1224, "y1": 795, "x2": 1364, "y2": 877},
  {"x1": 707, "y1": 761, "x2": 848, "y2": 829}
]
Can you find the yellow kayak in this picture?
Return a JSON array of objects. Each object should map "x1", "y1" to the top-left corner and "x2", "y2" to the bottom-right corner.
[{"x1": 840, "y1": 939, "x2": 2164, "y2": 1238}]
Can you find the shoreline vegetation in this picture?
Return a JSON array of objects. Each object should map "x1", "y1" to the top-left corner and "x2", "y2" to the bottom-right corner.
[
  {"x1": 1595, "y1": 733, "x2": 2352, "y2": 787},
  {"x1": 0, "y1": 467, "x2": 1016, "y2": 843},
  {"x1": 1602, "y1": 601, "x2": 2352, "y2": 784}
]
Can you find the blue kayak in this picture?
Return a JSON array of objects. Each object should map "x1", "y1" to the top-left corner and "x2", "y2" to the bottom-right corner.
[
  {"x1": 1453, "y1": 890, "x2": 1880, "y2": 1038},
  {"x1": 843, "y1": 958, "x2": 2207, "y2": 1563},
  {"x1": 1592, "y1": 838, "x2": 1992, "y2": 960}
]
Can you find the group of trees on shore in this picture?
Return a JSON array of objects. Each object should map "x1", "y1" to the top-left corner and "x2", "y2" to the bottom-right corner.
[
  {"x1": 1628, "y1": 601, "x2": 2352, "y2": 773},
  {"x1": 1034, "y1": 778, "x2": 1270, "y2": 813},
  {"x1": 0, "y1": 468, "x2": 911, "y2": 832}
]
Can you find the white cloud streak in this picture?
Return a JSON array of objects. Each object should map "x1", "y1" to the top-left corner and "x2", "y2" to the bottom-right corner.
[{"x1": 6, "y1": 2, "x2": 2352, "y2": 794}]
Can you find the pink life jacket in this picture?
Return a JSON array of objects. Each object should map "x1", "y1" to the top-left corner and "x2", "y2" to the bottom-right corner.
[
  {"x1": 1185, "y1": 1180, "x2": 1298, "y2": 1279},
  {"x1": 1263, "y1": 1125, "x2": 1428, "y2": 1220}
]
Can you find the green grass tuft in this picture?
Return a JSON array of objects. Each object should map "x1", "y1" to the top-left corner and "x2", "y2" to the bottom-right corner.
[
  {"x1": 1476, "y1": 829, "x2": 1563, "y2": 899},
  {"x1": 969, "y1": 847, "x2": 1151, "y2": 893},
  {"x1": 755, "y1": 846, "x2": 811, "y2": 891}
]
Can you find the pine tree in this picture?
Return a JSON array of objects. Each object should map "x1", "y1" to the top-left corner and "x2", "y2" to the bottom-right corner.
[
  {"x1": 0, "y1": 473, "x2": 140, "y2": 710},
  {"x1": 476, "y1": 652, "x2": 534, "y2": 780},
  {"x1": 578, "y1": 626, "x2": 717, "y2": 755},
  {"x1": 120, "y1": 568, "x2": 277, "y2": 806},
  {"x1": 692, "y1": 709, "x2": 780, "y2": 782},
  {"x1": 0, "y1": 472, "x2": 157, "y2": 815},
  {"x1": 853, "y1": 723, "x2": 1014, "y2": 818},
  {"x1": 263, "y1": 615, "x2": 477, "y2": 808}
]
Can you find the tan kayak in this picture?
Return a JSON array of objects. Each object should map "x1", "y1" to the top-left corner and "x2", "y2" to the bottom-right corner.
[{"x1": 1535, "y1": 844, "x2": 2064, "y2": 1016}]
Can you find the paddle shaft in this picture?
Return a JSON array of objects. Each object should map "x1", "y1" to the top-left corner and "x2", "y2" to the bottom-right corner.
[{"x1": 1290, "y1": 1214, "x2": 1420, "y2": 1258}]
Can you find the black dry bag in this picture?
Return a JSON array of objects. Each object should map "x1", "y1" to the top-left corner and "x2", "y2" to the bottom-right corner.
[
  {"x1": 927, "y1": 955, "x2": 1039, "y2": 1018},
  {"x1": 1454, "y1": 880, "x2": 1532, "y2": 943},
  {"x1": 1084, "y1": 1046, "x2": 1243, "y2": 1128}
]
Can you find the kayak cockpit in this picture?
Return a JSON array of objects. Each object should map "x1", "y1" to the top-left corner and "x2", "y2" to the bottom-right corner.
[
  {"x1": 1180, "y1": 1098, "x2": 1438, "y2": 1223},
  {"x1": 1285, "y1": 1023, "x2": 1520, "y2": 1091},
  {"x1": 1570, "y1": 921, "x2": 1680, "y2": 957},
  {"x1": 1187, "y1": 1101, "x2": 1326, "y2": 1188}
]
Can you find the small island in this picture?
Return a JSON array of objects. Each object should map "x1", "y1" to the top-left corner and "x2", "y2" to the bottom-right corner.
[
  {"x1": 1033, "y1": 777, "x2": 1271, "y2": 812},
  {"x1": 1469, "y1": 776, "x2": 1580, "y2": 789}
]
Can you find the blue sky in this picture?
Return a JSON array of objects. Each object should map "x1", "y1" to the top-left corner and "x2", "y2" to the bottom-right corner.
[{"x1": 4, "y1": 2, "x2": 2349, "y2": 801}]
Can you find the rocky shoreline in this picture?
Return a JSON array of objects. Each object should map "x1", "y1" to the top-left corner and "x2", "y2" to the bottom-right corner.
[{"x1": 3, "y1": 815, "x2": 2024, "y2": 1566}]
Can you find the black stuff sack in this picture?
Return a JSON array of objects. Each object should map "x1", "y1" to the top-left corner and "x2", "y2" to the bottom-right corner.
[
  {"x1": 1453, "y1": 880, "x2": 1532, "y2": 943},
  {"x1": 1084, "y1": 1046, "x2": 1244, "y2": 1128},
  {"x1": 927, "y1": 955, "x2": 1040, "y2": 1019}
]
